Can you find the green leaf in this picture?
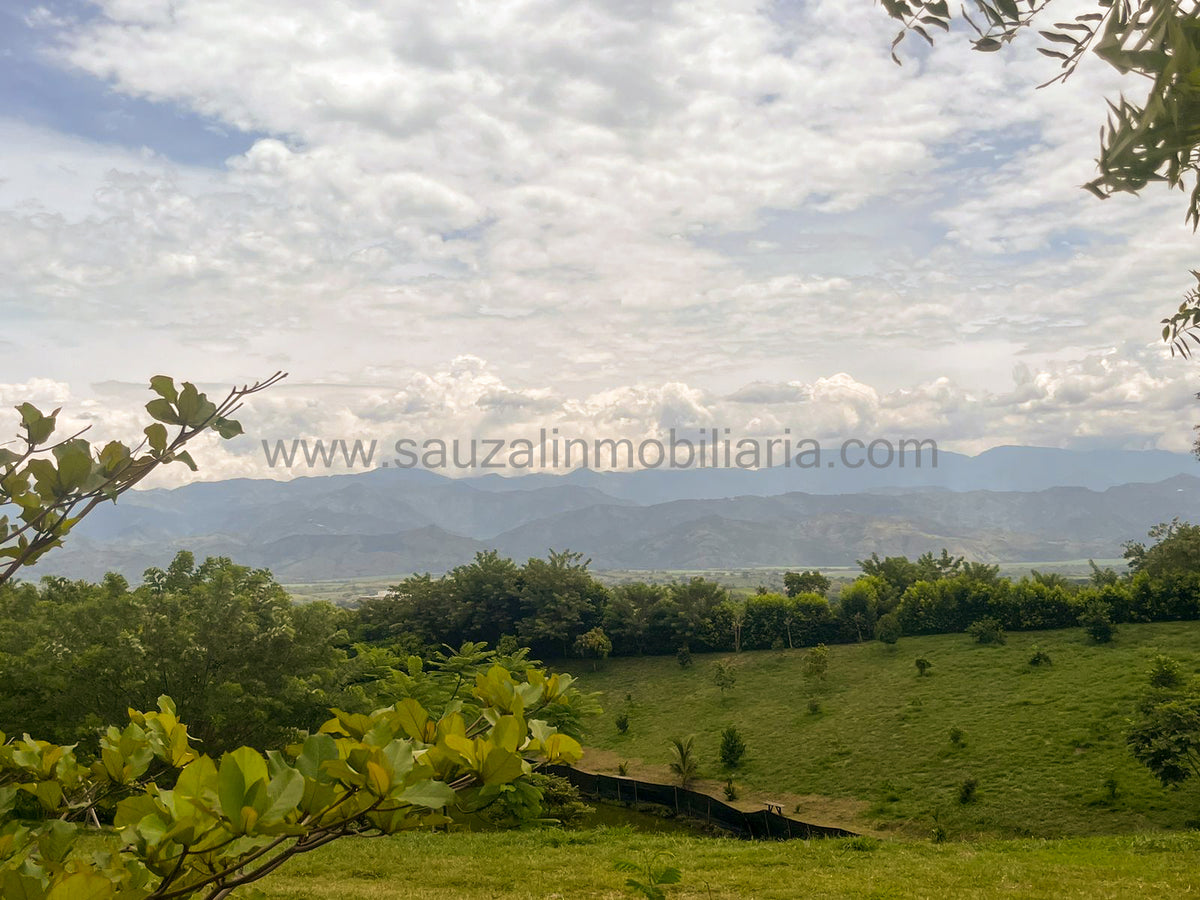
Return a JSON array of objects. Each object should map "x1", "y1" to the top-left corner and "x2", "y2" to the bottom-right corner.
[
  {"x1": 212, "y1": 416, "x2": 244, "y2": 440},
  {"x1": 398, "y1": 779, "x2": 457, "y2": 809},
  {"x1": 149, "y1": 375, "x2": 178, "y2": 403},
  {"x1": 145, "y1": 398, "x2": 181, "y2": 426},
  {"x1": 218, "y1": 747, "x2": 269, "y2": 823},
  {"x1": 144, "y1": 424, "x2": 168, "y2": 455},
  {"x1": 45, "y1": 870, "x2": 114, "y2": 900},
  {"x1": 173, "y1": 451, "x2": 198, "y2": 472}
]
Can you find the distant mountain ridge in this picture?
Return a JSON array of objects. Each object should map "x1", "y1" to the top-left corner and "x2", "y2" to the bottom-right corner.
[{"x1": 34, "y1": 445, "x2": 1200, "y2": 582}]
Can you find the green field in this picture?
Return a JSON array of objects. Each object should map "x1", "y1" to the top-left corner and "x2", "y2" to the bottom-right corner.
[
  {"x1": 573, "y1": 621, "x2": 1200, "y2": 839},
  {"x1": 252, "y1": 829, "x2": 1200, "y2": 899}
]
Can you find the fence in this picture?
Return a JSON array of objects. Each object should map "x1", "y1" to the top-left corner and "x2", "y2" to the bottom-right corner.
[{"x1": 545, "y1": 765, "x2": 858, "y2": 840}]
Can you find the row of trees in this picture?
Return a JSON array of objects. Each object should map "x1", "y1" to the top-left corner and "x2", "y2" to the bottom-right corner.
[{"x1": 353, "y1": 524, "x2": 1200, "y2": 660}]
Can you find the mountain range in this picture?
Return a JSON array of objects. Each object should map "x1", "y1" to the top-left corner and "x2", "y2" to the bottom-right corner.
[{"x1": 28, "y1": 445, "x2": 1199, "y2": 582}]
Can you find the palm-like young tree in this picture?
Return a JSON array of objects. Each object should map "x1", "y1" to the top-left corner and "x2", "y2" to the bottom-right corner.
[{"x1": 668, "y1": 735, "x2": 698, "y2": 788}]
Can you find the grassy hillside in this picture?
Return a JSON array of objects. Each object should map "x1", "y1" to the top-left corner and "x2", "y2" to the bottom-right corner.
[
  {"x1": 574, "y1": 622, "x2": 1200, "y2": 839},
  {"x1": 254, "y1": 829, "x2": 1200, "y2": 899}
]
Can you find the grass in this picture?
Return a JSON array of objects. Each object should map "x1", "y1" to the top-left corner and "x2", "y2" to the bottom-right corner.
[
  {"x1": 252, "y1": 828, "x2": 1200, "y2": 899},
  {"x1": 575, "y1": 621, "x2": 1200, "y2": 839}
]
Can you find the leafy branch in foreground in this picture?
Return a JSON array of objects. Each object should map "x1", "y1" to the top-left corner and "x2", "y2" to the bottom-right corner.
[
  {"x1": 0, "y1": 663, "x2": 584, "y2": 899},
  {"x1": 0, "y1": 372, "x2": 286, "y2": 584},
  {"x1": 882, "y1": 1, "x2": 1200, "y2": 344}
]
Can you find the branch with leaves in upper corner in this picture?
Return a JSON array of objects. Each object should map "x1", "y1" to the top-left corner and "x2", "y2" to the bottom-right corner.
[
  {"x1": 881, "y1": 1, "x2": 1200, "y2": 345},
  {"x1": 0, "y1": 371, "x2": 286, "y2": 585}
]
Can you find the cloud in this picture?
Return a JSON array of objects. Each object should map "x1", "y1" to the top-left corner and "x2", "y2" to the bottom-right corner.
[{"x1": 0, "y1": 0, "x2": 1195, "y2": 465}]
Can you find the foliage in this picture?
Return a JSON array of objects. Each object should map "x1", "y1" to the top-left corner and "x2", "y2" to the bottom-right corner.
[
  {"x1": 915, "y1": 655, "x2": 933, "y2": 677},
  {"x1": 783, "y1": 570, "x2": 830, "y2": 598},
  {"x1": 613, "y1": 853, "x2": 681, "y2": 900},
  {"x1": 667, "y1": 736, "x2": 698, "y2": 788},
  {"x1": 0, "y1": 661, "x2": 584, "y2": 900},
  {"x1": 718, "y1": 726, "x2": 746, "y2": 769},
  {"x1": 616, "y1": 713, "x2": 630, "y2": 735},
  {"x1": 967, "y1": 617, "x2": 1006, "y2": 645},
  {"x1": 712, "y1": 659, "x2": 737, "y2": 695},
  {"x1": 0, "y1": 553, "x2": 379, "y2": 755},
  {"x1": 1079, "y1": 599, "x2": 1116, "y2": 643},
  {"x1": 1028, "y1": 645, "x2": 1053, "y2": 667},
  {"x1": 723, "y1": 777, "x2": 737, "y2": 800},
  {"x1": 1124, "y1": 520, "x2": 1200, "y2": 578},
  {"x1": 1128, "y1": 668, "x2": 1200, "y2": 786},
  {"x1": 0, "y1": 373, "x2": 282, "y2": 584},
  {"x1": 675, "y1": 646, "x2": 692, "y2": 669},
  {"x1": 876, "y1": 613, "x2": 902, "y2": 645},
  {"x1": 949, "y1": 726, "x2": 966, "y2": 747},
  {"x1": 959, "y1": 777, "x2": 978, "y2": 805},
  {"x1": 574, "y1": 627, "x2": 613, "y2": 670},
  {"x1": 1148, "y1": 654, "x2": 1185, "y2": 689},
  {"x1": 801, "y1": 644, "x2": 829, "y2": 683},
  {"x1": 806, "y1": 697, "x2": 822, "y2": 715}
]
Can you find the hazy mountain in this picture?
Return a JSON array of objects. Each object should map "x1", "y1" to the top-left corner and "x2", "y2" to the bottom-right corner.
[{"x1": 34, "y1": 456, "x2": 1200, "y2": 581}]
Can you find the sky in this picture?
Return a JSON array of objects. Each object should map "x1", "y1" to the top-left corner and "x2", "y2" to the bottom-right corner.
[{"x1": 1, "y1": 0, "x2": 1198, "y2": 484}]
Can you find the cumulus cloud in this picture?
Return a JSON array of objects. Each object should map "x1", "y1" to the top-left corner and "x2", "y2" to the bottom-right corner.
[{"x1": 0, "y1": 0, "x2": 1197, "y2": 467}]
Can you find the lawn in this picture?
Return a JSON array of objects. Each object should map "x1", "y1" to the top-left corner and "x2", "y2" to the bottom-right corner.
[
  {"x1": 253, "y1": 828, "x2": 1200, "y2": 899},
  {"x1": 572, "y1": 621, "x2": 1200, "y2": 838}
]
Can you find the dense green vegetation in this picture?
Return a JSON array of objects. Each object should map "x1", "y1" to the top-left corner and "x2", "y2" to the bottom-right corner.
[
  {"x1": 581, "y1": 622, "x2": 1200, "y2": 839},
  {"x1": 251, "y1": 828, "x2": 1200, "y2": 899}
]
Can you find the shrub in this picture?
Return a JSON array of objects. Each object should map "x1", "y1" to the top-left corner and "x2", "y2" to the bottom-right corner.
[
  {"x1": 713, "y1": 659, "x2": 737, "y2": 694},
  {"x1": 915, "y1": 656, "x2": 932, "y2": 677},
  {"x1": 618, "y1": 761, "x2": 629, "y2": 776},
  {"x1": 771, "y1": 637, "x2": 786, "y2": 651},
  {"x1": 724, "y1": 778, "x2": 738, "y2": 800},
  {"x1": 967, "y1": 617, "x2": 1005, "y2": 645},
  {"x1": 958, "y1": 776, "x2": 978, "y2": 803},
  {"x1": 1029, "y1": 645, "x2": 1052, "y2": 666},
  {"x1": 1148, "y1": 654, "x2": 1184, "y2": 689},
  {"x1": 719, "y1": 725, "x2": 746, "y2": 768},
  {"x1": 949, "y1": 726, "x2": 966, "y2": 747},
  {"x1": 876, "y1": 612, "x2": 902, "y2": 645},
  {"x1": 931, "y1": 824, "x2": 947, "y2": 843},
  {"x1": 807, "y1": 697, "x2": 822, "y2": 715},
  {"x1": 802, "y1": 643, "x2": 830, "y2": 682},
  {"x1": 1079, "y1": 599, "x2": 1116, "y2": 643},
  {"x1": 616, "y1": 713, "x2": 629, "y2": 734},
  {"x1": 676, "y1": 645, "x2": 693, "y2": 668}
]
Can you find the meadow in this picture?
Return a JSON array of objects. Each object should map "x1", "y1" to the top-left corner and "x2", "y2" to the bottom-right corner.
[
  {"x1": 252, "y1": 829, "x2": 1200, "y2": 899},
  {"x1": 575, "y1": 621, "x2": 1200, "y2": 839}
]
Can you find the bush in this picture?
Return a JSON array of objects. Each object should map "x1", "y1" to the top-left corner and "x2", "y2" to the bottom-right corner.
[
  {"x1": 1028, "y1": 645, "x2": 1052, "y2": 666},
  {"x1": 618, "y1": 761, "x2": 629, "y2": 776},
  {"x1": 958, "y1": 776, "x2": 978, "y2": 804},
  {"x1": 719, "y1": 725, "x2": 746, "y2": 768},
  {"x1": 1148, "y1": 654, "x2": 1184, "y2": 689},
  {"x1": 802, "y1": 643, "x2": 830, "y2": 682},
  {"x1": 616, "y1": 713, "x2": 629, "y2": 734},
  {"x1": 676, "y1": 646, "x2": 693, "y2": 668},
  {"x1": 724, "y1": 778, "x2": 738, "y2": 800},
  {"x1": 915, "y1": 656, "x2": 932, "y2": 677},
  {"x1": 949, "y1": 726, "x2": 966, "y2": 747},
  {"x1": 807, "y1": 697, "x2": 822, "y2": 715},
  {"x1": 1079, "y1": 599, "x2": 1116, "y2": 643},
  {"x1": 876, "y1": 612, "x2": 902, "y2": 645},
  {"x1": 967, "y1": 616, "x2": 1005, "y2": 645}
]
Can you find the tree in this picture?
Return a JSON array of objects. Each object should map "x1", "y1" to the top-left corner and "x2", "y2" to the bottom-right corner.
[
  {"x1": 915, "y1": 655, "x2": 933, "y2": 677},
  {"x1": 0, "y1": 553, "x2": 390, "y2": 755},
  {"x1": 1128, "y1": 670, "x2": 1200, "y2": 785},
  {"x1": 801, "y1": 643, "x2": 829, "y2": 684},
  {"x1": 574, "y1": 627, "x2": 613, "y2": 670},
  {"x1": 713, "y1": 659, "x2": 737, "y2": 695},
  {"x1": 0, "y1": 663, "x2": 585, "y2": 899},
  {"x1": 1124, "y1": 519, "x2": 1200, "y2": 577},
  {"x1": 719, "y1": 725, "x2": 746, "y2": 769},
  {"x1": 876, "y1": 612, "x2": 902, "y2": 645},
  {"x1": 667, "y1": 735, "x2": 699, "y2": 788},
  {"x1": 517, "y1": 550, "x2": 607, "y2": 657},
  {"x1": 881, "y1": 1, "x2": 1200, "y2": 356},
  {"x1": 1079, "y1": 598, "x2": 1117, "y2": 643},
  {"x1": 0, "y1": 373, "x2": 283, "y2": 584},
  {"x1": 784, "y1": 570, "x2": 830, "y2": 598}
]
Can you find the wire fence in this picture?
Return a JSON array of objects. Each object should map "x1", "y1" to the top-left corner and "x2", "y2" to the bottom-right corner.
[{"x1": 545, "y1": 765, "x2": 858, "y2": 840}]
